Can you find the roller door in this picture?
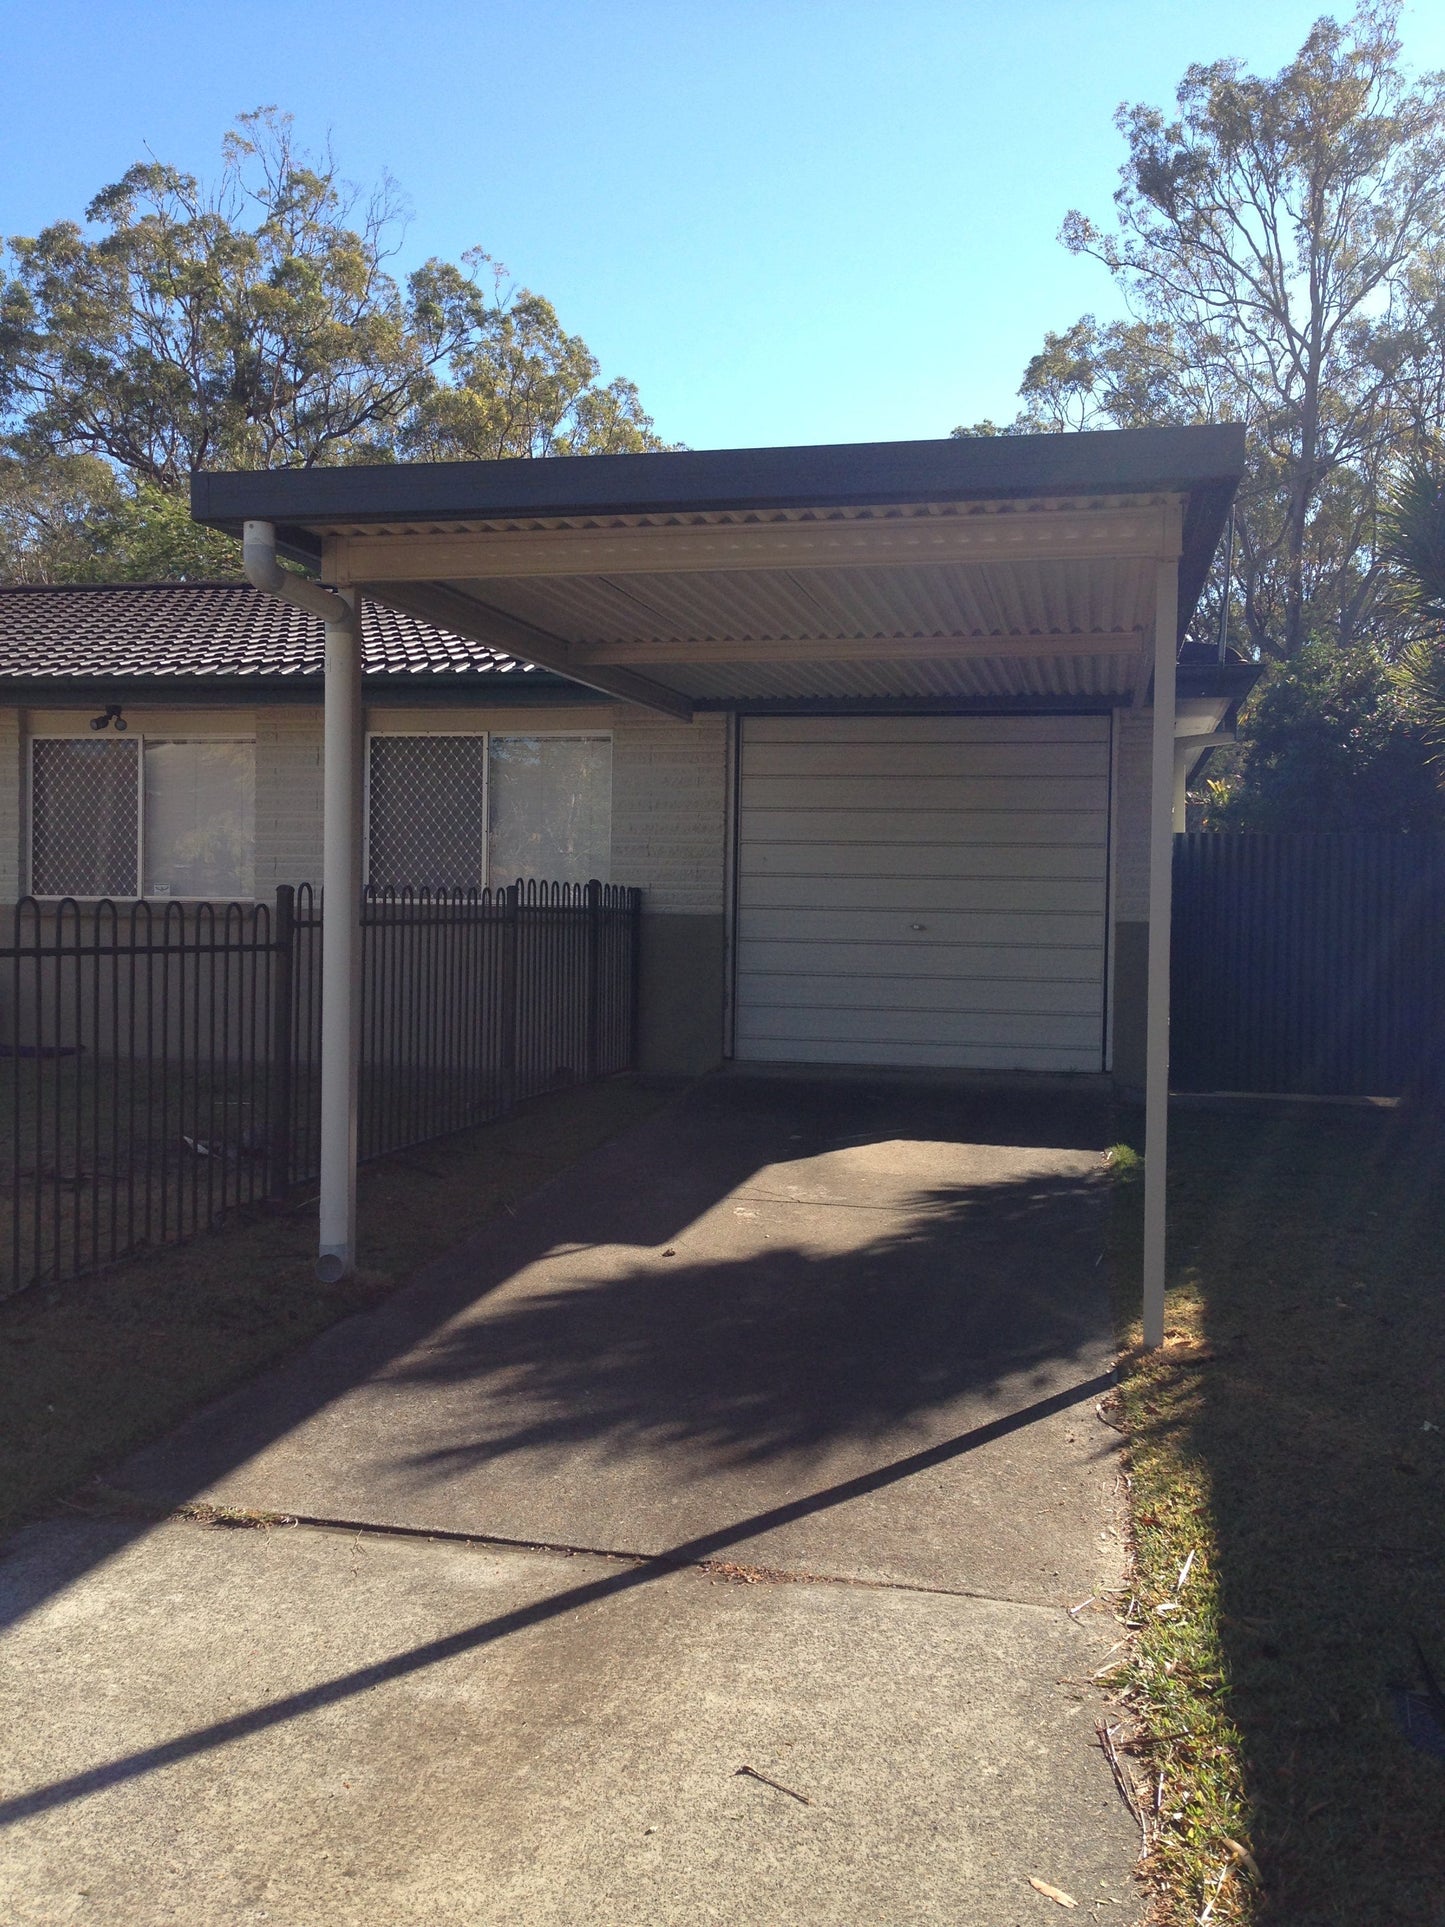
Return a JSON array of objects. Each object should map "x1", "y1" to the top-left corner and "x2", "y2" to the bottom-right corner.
[{"x1": 734, "y1": 714, "x2": 1110, "y2": 1070}]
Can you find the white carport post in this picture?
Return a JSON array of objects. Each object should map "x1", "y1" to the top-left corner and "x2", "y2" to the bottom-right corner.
[
  {"x1": 317, "y1": 587, "x2": 362, "y2": 1282},
  {"x1": 240, "y1": 521, "x2": 363, "y2": 1282},
  {"x1": 1142, "y1": 551, "x2": 1180, "y2": 1349}
]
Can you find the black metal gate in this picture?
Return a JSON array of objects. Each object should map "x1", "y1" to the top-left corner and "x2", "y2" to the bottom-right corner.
[{"x1": 1170, "y1": 832, "x2": 1445, "y2": 1097}]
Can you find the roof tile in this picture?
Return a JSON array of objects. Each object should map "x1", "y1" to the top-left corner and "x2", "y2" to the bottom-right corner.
[{"x1": 0, "y1": 581, "x2": 559, "y2": 684}]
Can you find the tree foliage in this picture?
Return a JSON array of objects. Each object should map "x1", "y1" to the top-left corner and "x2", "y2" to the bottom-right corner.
[
  {"x1": 0, "y1": 452, "x2": 119, "y2": 583},
  {"x1": 401, "y1": 257, "x2": 661, "y2": 463},
  {"x1": 1381, "y1": 454, "x2": 1445, "y2": 780},
  {"x1": 962, "y1": 4, "x2": 1445, "y2": 665},
  {"x1": 0, "y1": 109, "x2": 663, "y2": 581},
  {"x1": 1202, "y1": 642, "x2": 1444, "y2": 829}
]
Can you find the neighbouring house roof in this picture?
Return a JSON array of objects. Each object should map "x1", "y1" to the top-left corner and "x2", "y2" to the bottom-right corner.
[{"x1": 0, "y1": 579, "x2": 579, "y2": 697}]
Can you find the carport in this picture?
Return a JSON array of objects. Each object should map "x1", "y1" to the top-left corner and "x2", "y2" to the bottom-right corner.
[{"x1": 192, "y1": 424, "x2": 1245, "y2": 1346}]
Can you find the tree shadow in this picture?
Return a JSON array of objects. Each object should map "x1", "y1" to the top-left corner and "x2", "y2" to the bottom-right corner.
[
  {"x1": 389, "y1": 1161, "x2": 1113, "y2": 1488},
  {"x1": 1116, "y1": 1100, "x2": 1445, "y2": 1924},
  {"x1": 3, "y1": 1071, "x2": 1117, "y2": 1613},
  {"x1": 0, "y1": 1071, "x2": 1125, "y2": 1829}
]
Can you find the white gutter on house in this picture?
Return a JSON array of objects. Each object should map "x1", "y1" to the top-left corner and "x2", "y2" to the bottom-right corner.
[{"x1": 243, "y1": 521, "x2": 361, "y2": 1283}]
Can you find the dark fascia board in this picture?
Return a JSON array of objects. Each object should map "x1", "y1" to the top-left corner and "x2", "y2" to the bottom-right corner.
[{"x1": 191, "y1": 425, "x2": 1248, "y2": 630}]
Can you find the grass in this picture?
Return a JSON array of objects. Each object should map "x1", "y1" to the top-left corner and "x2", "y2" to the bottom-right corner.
[
  {"x1": 0, "y1": 1075, "x2": 675, "y2": 1542},
  {"x1": 1106, "y1": 1101, "x2": 1445, "y2": 1926}
]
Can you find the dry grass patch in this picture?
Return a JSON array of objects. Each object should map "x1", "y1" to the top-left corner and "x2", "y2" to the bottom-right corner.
[
  {"x1": 0, "y1": 1077, "x2": 676, "y2": 1541},
  {"x1": 1108, "y1": 1105, "x2": 1445, "y2": 1925}
]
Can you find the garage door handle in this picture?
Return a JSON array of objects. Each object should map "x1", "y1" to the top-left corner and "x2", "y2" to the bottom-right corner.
[{"x1": 909, "y1": 922, "x2": 926, "y2": 931}]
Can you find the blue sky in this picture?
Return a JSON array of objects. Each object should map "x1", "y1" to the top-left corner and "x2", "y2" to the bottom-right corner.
[{"x1": 3, "y1": 1, "x2": 1444, "y2": 452}]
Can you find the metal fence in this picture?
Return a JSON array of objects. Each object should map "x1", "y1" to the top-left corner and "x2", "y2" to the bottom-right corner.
[
  {"x1": 0, "y1": 880, "x2": 640, "y2": 1296},
  {"x1": 1171, "y1": 832, "x2": 1445, "y2": 1097}
]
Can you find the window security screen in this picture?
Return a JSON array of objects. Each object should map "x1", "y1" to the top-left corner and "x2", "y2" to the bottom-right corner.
[
  {"x1": 367, "y1": 735, "x2": 490, "y2": 891},
  {"x1": 489, "y1": 737, "x2": 612, "y2": 885},
  {"x1": 143, "y1": 742, "x2": 256, "y2": 899},
  {"x1": 30, "y1": 737, "x2": 256, "y2": 899},
  {"x1": 365, "y1": 734, "x2": 613, "y2": 890},
  {"x1": 31, "y1": 739, "x2": 140, "y2": 897}
]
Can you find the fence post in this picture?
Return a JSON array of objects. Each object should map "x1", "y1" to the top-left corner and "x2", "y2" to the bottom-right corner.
[
  {"x1": 501, "y1": 882, "x2": 519, "y2": 1110},
  {"x1": 584, "y1": 879, "x2": 602, "y2": 1082},
  {"x1": 628, "y1": 887, "x2": 642, "y2": 1072},
  {"x1": 268, "y1": 885, "x2": 295, "y2": 1200}
]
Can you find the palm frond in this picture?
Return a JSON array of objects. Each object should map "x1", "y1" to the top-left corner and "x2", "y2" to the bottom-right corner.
[{"x1": 1381, "y1": 457, "x2": 1445, "y2": 634}]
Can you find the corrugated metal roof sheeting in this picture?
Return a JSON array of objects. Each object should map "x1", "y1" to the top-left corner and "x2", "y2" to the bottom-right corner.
[
  {"x1": 638, "y1": 652, "x2": 1140, "y2": 703},
  {"x1": 463, "y1": 555, "x2": 1156, "y2": 646}
]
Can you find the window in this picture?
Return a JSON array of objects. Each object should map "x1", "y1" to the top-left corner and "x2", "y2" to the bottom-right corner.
[
  {"x1": 29, "y1": 736, "x2": 256, "y2": 900},
  {"x1": 365, "y1": 733, "x2": 612, "y2": 890},
  {"x1": 31, "y1": 739, "x2": 140, "y2": 898},
  {"x1": 143, "y1": 742, "x2": 255, "y2": 899},
  {"x1": 367, "y1": 735, "x2": 489, "y2": 891},
  {"x1": 488, "y1": 736, "x2": 611, "y2": 886}
]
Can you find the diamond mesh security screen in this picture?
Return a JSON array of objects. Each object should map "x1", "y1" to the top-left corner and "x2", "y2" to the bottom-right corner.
[
  {"x1": 31, "y1": 738, "x2": 140, "y2": 897},
  {"x1": 368, "y1": 735, "x2": 488, "y2": 890}
]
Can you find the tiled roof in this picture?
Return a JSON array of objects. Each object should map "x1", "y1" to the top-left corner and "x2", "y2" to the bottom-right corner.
[{"x1": 0, "y1": 581, "x2": 558, "y2": 684}]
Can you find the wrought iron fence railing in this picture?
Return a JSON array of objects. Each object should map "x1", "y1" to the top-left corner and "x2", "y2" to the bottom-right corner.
[{"x1": 0, "y1": 880, "x2": 641, "y2": 1297}]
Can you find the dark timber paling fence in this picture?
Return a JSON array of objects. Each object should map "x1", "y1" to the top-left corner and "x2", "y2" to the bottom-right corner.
[
  {"x1": 1171, "y1": 832, "x2": 1445, "y2": 1097},
  {"x1": 0, "y1": 880, "x2": 641, "y2": 1297}
]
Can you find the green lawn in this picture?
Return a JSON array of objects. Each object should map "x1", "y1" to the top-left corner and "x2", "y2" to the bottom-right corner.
[
  {"x1": 1109, "y1": 1101, "x2": 1445, "y2": 1926},
  {"x1": 0, "y1": 1077, "x2": 674, "y2": 1542}
]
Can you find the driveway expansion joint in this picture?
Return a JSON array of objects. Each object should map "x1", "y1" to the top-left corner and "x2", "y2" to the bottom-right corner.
[{"x1": 113, "y1": 1499, "x2": 1088, "y2": 1613}]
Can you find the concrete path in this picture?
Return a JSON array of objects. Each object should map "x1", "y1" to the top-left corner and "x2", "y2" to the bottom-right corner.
[{"x1": 0, "y1": 1074, "x2": 1141, "y2": 1924}]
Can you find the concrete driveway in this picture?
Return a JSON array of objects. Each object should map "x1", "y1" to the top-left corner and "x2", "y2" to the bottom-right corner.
[{"x1": 0, "y1": 1072, "x2": 1141, "y2": 1924}]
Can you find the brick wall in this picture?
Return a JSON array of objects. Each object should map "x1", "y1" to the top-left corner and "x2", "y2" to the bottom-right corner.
[
  {"x1": 254, "y1": 707, "x2": 324, "y2": 892},
  {"x1": 0, "y1": 710, "x2": 20, "y2": 899},
  {"x1": 611, "y1": 710, "x2": 728, "y2": 914}
]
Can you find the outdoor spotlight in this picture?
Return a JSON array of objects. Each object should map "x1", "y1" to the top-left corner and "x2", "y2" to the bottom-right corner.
[{"x1": 89, "y1": 704, "x2": 127, "y2": 732}]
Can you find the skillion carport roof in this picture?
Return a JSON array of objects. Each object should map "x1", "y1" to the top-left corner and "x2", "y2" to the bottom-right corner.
[{"x1": 192, "y1": 426, "x2": 1246, "y2": 721}]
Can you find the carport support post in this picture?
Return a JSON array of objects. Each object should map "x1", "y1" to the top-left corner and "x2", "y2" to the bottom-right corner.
[
  {"x1": 318, "y1": 587, "x2": 362, "y2": 1283},
  {"x1": 1142, "y1": 556, "x2": 1179, "y2": 1350}
]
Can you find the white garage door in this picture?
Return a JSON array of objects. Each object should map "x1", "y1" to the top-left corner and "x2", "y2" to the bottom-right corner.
[{"x1": 734, "y1": 714, "x2": 1110, "y2": 1071}]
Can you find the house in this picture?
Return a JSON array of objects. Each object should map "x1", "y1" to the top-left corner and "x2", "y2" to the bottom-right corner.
[
  {"x1": 4, "y1": 430, "x2": 1248, "y2": 1080},
  {"x1": 3, "y1": 428, "x2": 1248, "y2": 1335}
]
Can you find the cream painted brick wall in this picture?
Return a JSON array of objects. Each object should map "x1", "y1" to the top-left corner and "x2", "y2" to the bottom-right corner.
[
  {"x1": 1113, "y1": 707, "x2": 1153, "y2": 922},
  {"x1": 257, "y1": 701, "x2": 729, "y2": 910},
  {"x1": 254, "y1": 707, "x2": 324, "y2": 891},
  {"x1": 611, "y1": 710, "x2": 728, "y2": 914},
  {"x1": 0, "y1": 709, "x2": 21, "y2": 899},
  {"x1": 3, "y1": 698, "x2": 729, "y2": 909}
]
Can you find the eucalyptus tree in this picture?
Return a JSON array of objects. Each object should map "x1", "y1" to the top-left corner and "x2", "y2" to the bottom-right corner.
[
  {"x1": 0, "y1": 109, "x2": 662, "y2": 580},
  {"x1": 962, "y1": 3, "x2": 1445, "y2": 662}
]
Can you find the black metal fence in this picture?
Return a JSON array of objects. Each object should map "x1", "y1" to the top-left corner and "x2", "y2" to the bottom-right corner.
[
  {"x1": 0, "y1": 880, "x2": 640, "y2": 1296},
  {"x1": 1171, "y1": 832, "x2": 1445, "y2": 1097}
]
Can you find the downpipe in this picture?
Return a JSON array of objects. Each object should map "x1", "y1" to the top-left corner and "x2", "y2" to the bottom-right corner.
[{"x1": 243, "y1": 521, "x2": 361, "y2": 1284}]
